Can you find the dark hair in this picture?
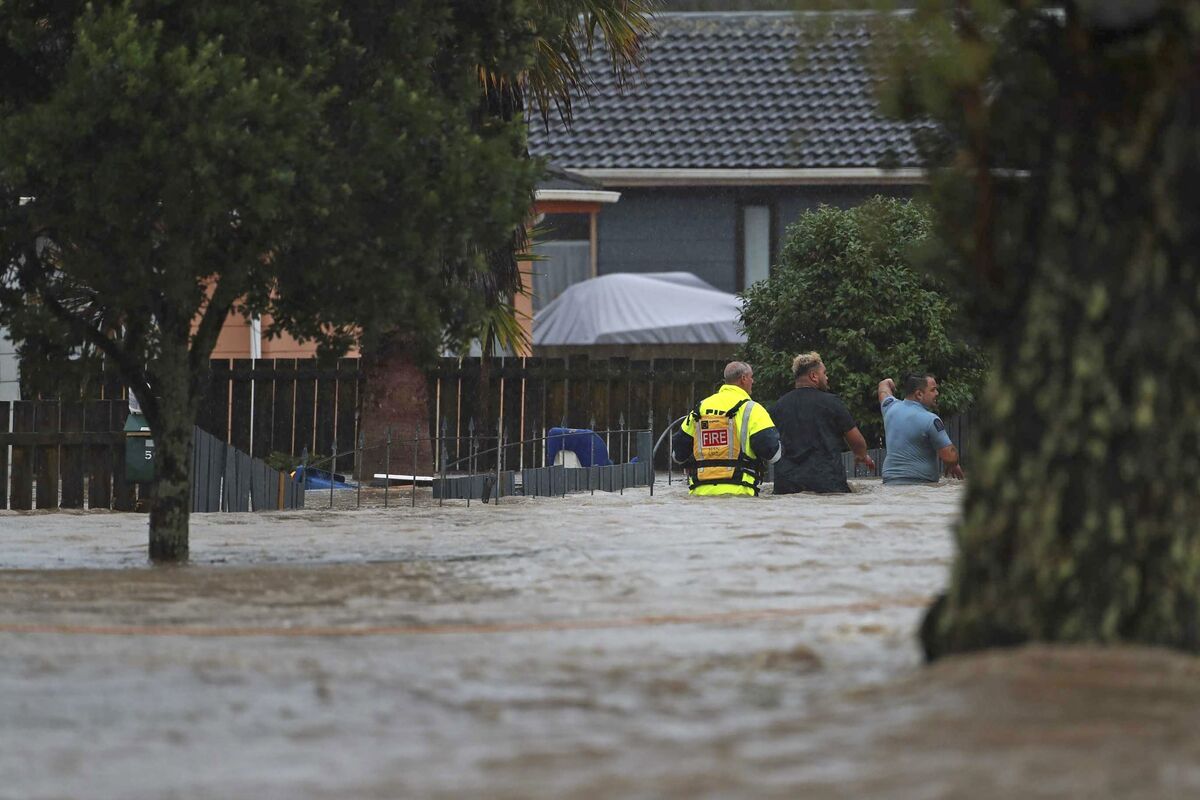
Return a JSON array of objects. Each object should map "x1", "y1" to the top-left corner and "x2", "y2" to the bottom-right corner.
[{"x1": 903, "y1": 373, "x2": 935, "y2": 396}]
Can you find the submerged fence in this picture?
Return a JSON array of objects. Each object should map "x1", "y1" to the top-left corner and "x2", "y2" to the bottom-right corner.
[
  {"x1": 299, "y1": 423, "x2": 656, "y2": 508},
  {"x1": 0, "y1": 400, "x2": 302, "y2": 511},
  {"x1": 31, "y1": 356, "x2": 973, "y2": 491},
  {"x1": 192, "y1": 427, "x2": 303, "y2": 512},
  {"x1": 431, "y1": 356, "x2": 733, "y2": 471}
]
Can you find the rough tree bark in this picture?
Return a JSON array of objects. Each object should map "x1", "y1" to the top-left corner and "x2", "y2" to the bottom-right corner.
[
  {"x1": 921, "y1": 9, "x2": 1200, "y2": 657},
  {"x1": 141, "y1": 336, "x2": 200, "y2": 563}
]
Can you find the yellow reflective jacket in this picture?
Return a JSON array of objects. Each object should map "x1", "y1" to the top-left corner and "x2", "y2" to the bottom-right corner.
[{"x1": 681, "y1": 385, "x2": 777, "y2": 496}]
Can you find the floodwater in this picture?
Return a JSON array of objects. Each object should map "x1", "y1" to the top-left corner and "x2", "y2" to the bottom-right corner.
[{"x1": 1, "y1": 480, "x2": 1197, "y2": 799}]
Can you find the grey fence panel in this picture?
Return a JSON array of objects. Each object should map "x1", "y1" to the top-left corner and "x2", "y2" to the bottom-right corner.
[
  {"x1": 549, "y1": 465, "x2": 566, "y2": 496},
  {"x1": 840, "y1": 447, "x2": 886, "y2": 479},
  {"x1": 432, "y1": 471, "x2": 514, "y2": 501},
  {"x1": 265, "y1": 462, "x2": 279, "y2": 510},
  {"x1": 235, "y1": 451, "x2": 253, "y2": 511},
  {"x1": 191, "y1": 428, "x2": 225, "y2": 513},
  {"x1": 191, "y1": 431, "x2": 207, "y2": 512},
  {"x1": 250, "y1": 460, "x2": 272, "y2": 511},
  {"x1": 599, "y1": 464, "x2": 617, "y2": 492},
  {"x1": 636, "y1": 431, "x2": 652, "y2": 465},
  {"x1": 523, "y1": 466, "x2": 554, "y2": 497},
  {"x1": 206, "y1": 434, "x2": 225, "y2": 511},
  {"x1": 285, "y1": 475, "x2": 303, "y2": 509},
  {"x1": 622, "y1": 463, "x2": 638, "y2": 488},
  {"x1": 191, "y1": 432, "x2": 204, "y2": 512},
  {"x1": 222, "y1": 446, "x2": 252, "y2": 512}
]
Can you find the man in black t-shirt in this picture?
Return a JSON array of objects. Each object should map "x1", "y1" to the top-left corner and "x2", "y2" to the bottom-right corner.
[{"x1": 769, "y1": 352, "x2": 875, "y2": 494}]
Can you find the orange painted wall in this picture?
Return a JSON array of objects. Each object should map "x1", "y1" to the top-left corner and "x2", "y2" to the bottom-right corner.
[{"x1": 209, "y1": 311, "x2": 360, "y2": 360}]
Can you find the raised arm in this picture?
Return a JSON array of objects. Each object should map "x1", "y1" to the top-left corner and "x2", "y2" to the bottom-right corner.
[{"x1": 877, "y1": 377, "x2": 897, "y2": 407}]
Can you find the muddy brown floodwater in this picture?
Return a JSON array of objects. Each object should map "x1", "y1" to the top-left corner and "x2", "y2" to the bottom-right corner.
[{"x1": 1, "y1": 479, "x2": 1198, "y2": 799}]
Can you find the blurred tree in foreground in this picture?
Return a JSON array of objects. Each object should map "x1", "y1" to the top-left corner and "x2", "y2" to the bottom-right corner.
[
  {"x1": 877, "y1": 1, "x2": 1200, "y2": 657},
  {"x1": 0, "y1": 1, "x2": 541, "y2": 560},
  {"x1": 738, "y1": 197, "x2": 985, "y2": 440}
]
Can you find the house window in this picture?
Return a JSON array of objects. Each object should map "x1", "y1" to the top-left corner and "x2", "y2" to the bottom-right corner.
[
  {"x1": 742, "y1": 205, "x2": 772, "y2": 289},
  {"x1": 541, "y1": 213, "x2": 590, "y2": 241}
]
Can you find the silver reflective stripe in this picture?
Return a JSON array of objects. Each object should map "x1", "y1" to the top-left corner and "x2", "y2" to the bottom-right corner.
[{"x1": 739, "y1": 401, "x2": 755, "y2": 456}]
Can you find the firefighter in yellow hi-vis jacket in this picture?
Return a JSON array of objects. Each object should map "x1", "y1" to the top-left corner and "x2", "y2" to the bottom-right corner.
[{"x1": 672, "y1": 362, "x2": 781, "y2": 496}]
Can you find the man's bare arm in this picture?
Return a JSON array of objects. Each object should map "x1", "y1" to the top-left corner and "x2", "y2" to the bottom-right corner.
[
  {"x1": 844, "y1": 427, "x2": 875, "y2": 471},
  {"x1": 877, "y1": 378, "x2": 897, "y2": 406},
  {"x1": 937, "y1": 444, "x2": 964, "y2": 479}
]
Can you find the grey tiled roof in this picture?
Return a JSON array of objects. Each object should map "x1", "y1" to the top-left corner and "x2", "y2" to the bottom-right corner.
[{"x1": 528, "y1": 12, "x2": 920, "y2": 171}]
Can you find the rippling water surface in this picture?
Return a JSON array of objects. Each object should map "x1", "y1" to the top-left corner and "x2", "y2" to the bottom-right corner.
[{"x1": 1, "y1": 480, "x2": 1195, "y2": 799}]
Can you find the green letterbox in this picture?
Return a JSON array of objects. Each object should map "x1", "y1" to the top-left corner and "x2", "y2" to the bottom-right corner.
[{"x1": 124, "y1": 412, "x2": 155, "y2": 482}]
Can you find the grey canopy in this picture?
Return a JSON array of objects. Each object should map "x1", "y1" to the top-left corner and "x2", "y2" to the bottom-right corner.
[{"x1": 533, "y1": 272, "x2": 746, "y2": 346}]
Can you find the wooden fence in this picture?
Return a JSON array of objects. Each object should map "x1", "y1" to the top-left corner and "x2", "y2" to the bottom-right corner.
[
  {"x1": 197, "y1": 358, "x2": 363, "y2": 471},
  {"x1": 0, "y1": 400, "x2": 302, "y2": 511},
  {"x1": 0, "y1": 399, "x2": 136, "y2": 510},
  {"x1": 29, "y1": 357, "x2": 973, "y2": 483}
]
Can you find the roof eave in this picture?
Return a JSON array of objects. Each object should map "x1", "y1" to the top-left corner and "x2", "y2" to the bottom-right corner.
[
  {"x1": 533, "y1": 188, "x2": 622, "y2": 204},
  {"x1": 571, "y1": 168, "x2": 928, "y2": 188}
]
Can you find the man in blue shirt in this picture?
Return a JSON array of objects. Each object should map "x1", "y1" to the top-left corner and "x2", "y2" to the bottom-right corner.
[{"x1": 877, "y1": 374, "x2": 963, "y2": 484}]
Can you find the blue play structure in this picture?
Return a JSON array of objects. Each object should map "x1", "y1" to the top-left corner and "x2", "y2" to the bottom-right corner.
[
  {"x1": 546, "y1": 427, "x2": 612, "y2": 467},
  {"x1": 291, "y1": 465, "x2": 355, "y2": 490}
]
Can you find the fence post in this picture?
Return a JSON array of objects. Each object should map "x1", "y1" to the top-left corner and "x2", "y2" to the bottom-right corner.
[
  {"x1": 618, "y1": 412, "x2": 625, "y2": 496},
  {"x1": 648, "y1": 410, "x2": 654, "y2": 496},
  {"x1": 467, "y1": 418, "x2": 475, "y2": 508},
  {"x1": 329, "y1": 438, "x2": 336, "y2": 508},
  {"x1": 439, "y1": 417, "x2": 447, "y2": 508},
  {"x1": 494, "y1": 425, "x2": 502, "y2": 506},
  {"x1": 589, "y1": 415, "x2": 596, "y2": 496},
  {"x1": 412, "y1": 424, "x2": 419, "y2": 508},
  {"x1": 384, "y1": 427, "x2": 391, "y2": 509},
  {"x1": 356, "y1": 430, "x2": 364, "y2": 510},
  {"x1": 298, "y1": 447, "x2": 308, "y2": 512},
  {"x1": 667, "y1": 407, "x2": 673, "y2": 486}
]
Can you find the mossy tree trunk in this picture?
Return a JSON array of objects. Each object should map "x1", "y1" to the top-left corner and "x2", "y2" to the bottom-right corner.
[
  {"x1": 141, "y1": 328, "x2": 204, "y2": 563},
  {"x1": 920, "y1": 6, "x2": 1200, "y2": 658}
]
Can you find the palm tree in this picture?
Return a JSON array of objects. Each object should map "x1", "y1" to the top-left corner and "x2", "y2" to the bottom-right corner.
[
  {"x1": 473, "y1": 0, "x2": 654, "y2": 300},
  {"x1": 361, "y1": 2, "x2": 654, "y2": 476},
  {"x1": 467, "y1": 1, "x2": 655, "y2": 458}
]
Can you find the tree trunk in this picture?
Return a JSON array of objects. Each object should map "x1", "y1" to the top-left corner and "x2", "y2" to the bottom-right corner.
[
  {"x1": 921, "y1": 27, "x2": 1200, "y2": 658},
  {"x1": 146, "y1": 346, "x2": 195, "y2": 563},
  {"x1": 357, "y1": 336, "x2": 433, "y2": 480}
]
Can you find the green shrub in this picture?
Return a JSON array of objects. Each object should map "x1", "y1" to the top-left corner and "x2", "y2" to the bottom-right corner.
[{"x1": 738, "y1": 197, "x2": 986, "y2": 441}]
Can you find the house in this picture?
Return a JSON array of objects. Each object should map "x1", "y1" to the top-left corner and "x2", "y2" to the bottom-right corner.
[
  {"x1": 516, "y1": 167, "x2": 621, "y2": 329},
  {"x1": 209, "y1": 312, "x2": 357, "y2": 360},
  {"x1": 527, "y1": 11, "x2": 922, "y2": 297}
]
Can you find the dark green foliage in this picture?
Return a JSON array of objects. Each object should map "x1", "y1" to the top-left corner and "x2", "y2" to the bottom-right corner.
[
  {"x1": 0, "y1": 0, "x2": 541, "y2": 558},
  {"x1": 873, "y1": 2, "x2": 1200, "y2": 657},
  {"x1": 738, "y1": 197, "x2": 985, "y2": 439}
]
